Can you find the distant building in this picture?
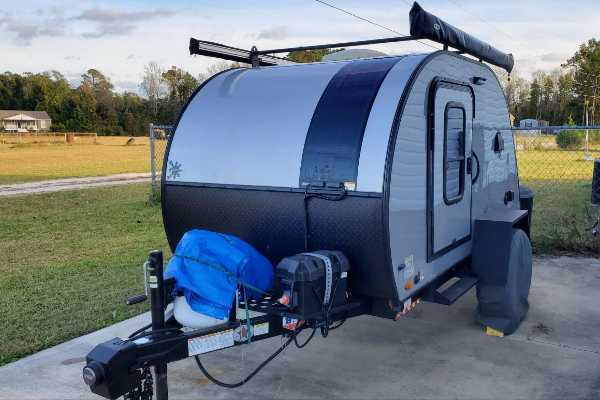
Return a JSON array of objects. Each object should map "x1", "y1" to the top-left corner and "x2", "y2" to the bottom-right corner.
[
  {"x1": 519, "y1": 119, "x2": 551, "y2": 134},
  {"x1": 0, "y1": 110, "x2": 52, "y2": 132},
  {"x1": 520, "y1": 119, "x2": 539, "y2": 128}
]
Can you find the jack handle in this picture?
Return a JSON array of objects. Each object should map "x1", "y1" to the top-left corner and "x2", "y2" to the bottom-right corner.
[{"x1": 126, "y1": 261, "x2": 151, "y2": 306}]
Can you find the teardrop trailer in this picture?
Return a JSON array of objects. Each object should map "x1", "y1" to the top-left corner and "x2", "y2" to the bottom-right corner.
[{"x1": 83, "y1": 3, "x2": 535, "y2": 399}]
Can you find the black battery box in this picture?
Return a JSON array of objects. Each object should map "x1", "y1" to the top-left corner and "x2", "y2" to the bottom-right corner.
[{"x1": 275, "y1": 250, "x2": 350, "y2": 319}]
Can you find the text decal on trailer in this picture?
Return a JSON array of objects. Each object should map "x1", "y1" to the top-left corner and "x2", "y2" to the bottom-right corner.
[{"x1": 188, "y1": 330, "x2": 234, "y2": 356}]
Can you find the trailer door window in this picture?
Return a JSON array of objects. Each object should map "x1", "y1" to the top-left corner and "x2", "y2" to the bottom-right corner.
[{"x1": 443, "y1": 104, "x2": 466, "y2": 204}]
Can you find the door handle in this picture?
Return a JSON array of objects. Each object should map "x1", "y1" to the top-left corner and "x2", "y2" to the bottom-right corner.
[
  {"x1": 470, "y1": 152, "x2": 480, "y2": 184},
  {"x1": 504, "y1": 190, "x2": 514, "y2": 204}
]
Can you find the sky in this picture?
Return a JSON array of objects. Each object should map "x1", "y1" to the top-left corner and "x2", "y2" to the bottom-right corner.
[{"x1": 0, "y1": 0, "x2": 598, "y2": 93}]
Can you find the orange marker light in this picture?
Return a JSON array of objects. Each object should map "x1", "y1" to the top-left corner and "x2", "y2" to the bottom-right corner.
[{"x1": 278, "y1": 294, "x2": 290, "y2": 306}]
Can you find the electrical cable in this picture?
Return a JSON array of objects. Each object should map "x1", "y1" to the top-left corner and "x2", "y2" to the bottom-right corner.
[
  {"x1": 303, "y1": 187, "x2": 347, "y2": 251},
  {"x1": 308, "y1": 264, "x2": 343, "y2": 338},
  {"x1": 128, "y1": 323, "x2": 152, "y2": 339},
  {"x1": 442, "y1": 0, "x2": 548, "y2": 69},
  {"x1": 312, "y1": 0, "x2": 440, "y2": 51},
  {"x1": 443, "y1": 0, "x2": 519, "y2": 43},
  {"x1": 320, "y1": 273, "x2": 341, "y2": 338},
  {"x1": 129, "y1": 327, "x2": 182, "y2": 341},
  {"x1": 294, "y1": 327, "x2": 317, "y2": 348},
  {"x1": 194, "y1": 327, "x2": 302, "y2": 388}
]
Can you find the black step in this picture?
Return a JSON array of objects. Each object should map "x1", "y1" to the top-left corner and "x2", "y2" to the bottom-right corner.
[{"x1": 422, "y1": 275, "x2": 478, "y2": 306}]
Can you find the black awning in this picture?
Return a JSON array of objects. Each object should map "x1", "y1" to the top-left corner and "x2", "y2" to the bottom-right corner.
[{"x1": 409, "y1": 2, "x2": 514, "y2": 73}]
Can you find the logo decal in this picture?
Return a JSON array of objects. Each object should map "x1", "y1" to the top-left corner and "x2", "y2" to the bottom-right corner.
[{"x1": 167, "y1": 160, "x2": 182, "y2": 180}]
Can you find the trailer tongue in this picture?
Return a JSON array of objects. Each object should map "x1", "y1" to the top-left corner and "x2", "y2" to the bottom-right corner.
[{"x1": 83, "y1": 249, "x2": 367, "y2": 400}]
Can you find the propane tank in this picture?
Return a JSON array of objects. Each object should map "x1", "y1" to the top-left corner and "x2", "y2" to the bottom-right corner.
[{"x1": 172, "y1": 296, "x2": 228, "y2": 329}]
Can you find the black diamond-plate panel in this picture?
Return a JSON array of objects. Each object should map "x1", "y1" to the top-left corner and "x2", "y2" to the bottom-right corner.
[{"x1": 163, "y1": 185, "x2": 397, "y2": 300}]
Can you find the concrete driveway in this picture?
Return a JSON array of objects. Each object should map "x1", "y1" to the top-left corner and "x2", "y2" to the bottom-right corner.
[{"x1": 1, "y1": 256, "x2": 599, "y2": 399}]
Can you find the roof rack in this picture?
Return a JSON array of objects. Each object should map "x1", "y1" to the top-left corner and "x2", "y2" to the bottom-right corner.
[
  {"x1": 188, "y1": 39, "x2": 294, "y2": 67},
  {"x1": 189, "y1": 2, "x2": 514, "y2": 73}
]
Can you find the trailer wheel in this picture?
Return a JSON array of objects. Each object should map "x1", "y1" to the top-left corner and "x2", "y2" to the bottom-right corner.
[{"x1": 476, "y1": 228, "x2": 532, "y2": 335}]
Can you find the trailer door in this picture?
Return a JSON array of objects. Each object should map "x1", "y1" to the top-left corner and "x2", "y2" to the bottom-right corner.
[{"x1": 427, "y1": 79, "x2": 474, "y2": 261}]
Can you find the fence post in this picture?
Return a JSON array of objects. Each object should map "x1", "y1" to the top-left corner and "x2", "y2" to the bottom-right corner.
[{"x1": 149, "y1": 123, "x2": 157, "y2": 200}]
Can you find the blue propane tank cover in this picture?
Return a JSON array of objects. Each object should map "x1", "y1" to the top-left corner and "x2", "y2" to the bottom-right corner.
[{"x1": 165, "y1": 229, "x2": 274, "y2": 320}]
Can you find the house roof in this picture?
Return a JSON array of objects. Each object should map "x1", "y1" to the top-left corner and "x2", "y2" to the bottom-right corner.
[
  {"x1": 0, "y1": 110, "x2": 51, "y2": 120},
  {"x1": 6, "y1": 114, "x2": 37, "y2": 121}
]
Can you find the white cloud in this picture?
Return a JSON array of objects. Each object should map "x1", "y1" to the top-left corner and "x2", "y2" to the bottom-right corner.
[
  {"x1": 540, "y1": 53, "x2": 568, "y2": 63},
  {"x1": 75, "y1": 8, "x2": 173, "y2": 23},
  {"x1": 0, "y1": 9, "x2": 66, "y2": 45},
  {"x1": 257, "y1": 26, "x2": 289, "y2": 40},
  {"x1": 75, "y1": 8, "x2": 176, "y2": 39}
]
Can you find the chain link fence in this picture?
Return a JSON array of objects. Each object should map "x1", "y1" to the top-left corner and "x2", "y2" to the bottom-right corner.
[
  {"x1": 149, "y1": 123, "x2": 173, "y2": 202},
  {"x1": 515, "y1": 127, "x2": 600, "y2": 187},
  {"x1": 514, "y1": 127, "x2": 600, "y2": 253}
]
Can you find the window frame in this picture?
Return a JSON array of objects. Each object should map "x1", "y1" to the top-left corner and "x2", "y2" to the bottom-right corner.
[{"x1": 442, "y1": 102, "x2": 467, "y2": 205}]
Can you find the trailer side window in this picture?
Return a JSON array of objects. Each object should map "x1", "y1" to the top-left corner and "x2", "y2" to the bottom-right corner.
[{"x1": 444, "y1": 104, "x2": 466, "y2": 204}]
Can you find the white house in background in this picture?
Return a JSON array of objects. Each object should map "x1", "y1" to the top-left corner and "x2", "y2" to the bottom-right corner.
[{"x1": 0, "y1": 110, "x2": 52, "y2": 132}]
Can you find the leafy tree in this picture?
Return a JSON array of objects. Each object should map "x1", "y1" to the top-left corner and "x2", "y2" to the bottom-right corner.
[
  {"x1": 162, "y1": 66, "x2": 199, "y2": 121},
  {"x1": 287, "y1": 48, "x2": 344, "y2": 63},
  {"x1": 81, "y1": 69, "x2": 113, "y2": 93},
  {"x1": 564, "y1": 39, "x2": 600, "y2": 124},
  {"x1": 528, "y1": 78, "x2": 542, "y2": 119},
  {"x1": 495, "y1": 68, "x2": 530, "y2": 123}
]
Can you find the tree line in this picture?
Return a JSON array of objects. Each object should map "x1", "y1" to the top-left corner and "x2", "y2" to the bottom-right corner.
[
  {"x1": 500, "y1": 38, "x2": 600, "y2": 126},
  {"x1": 0, "y1": 65, "x2": 219, "y2": 136},
  {"x1": 1, "y1": 69, "x2": 147, "y2": 135},
  {"x1": 0, "y1": 39, "x2": 598, "y2": 135}
]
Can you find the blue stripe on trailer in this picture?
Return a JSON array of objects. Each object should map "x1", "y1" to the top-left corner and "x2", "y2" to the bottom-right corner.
[{"x1": 299, "y1": 57, "x2": 401, "y2": 188}]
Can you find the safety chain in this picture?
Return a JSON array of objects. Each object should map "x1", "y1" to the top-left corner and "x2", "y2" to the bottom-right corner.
[{"x1": 123, "y1": 367, "x2": 153, "y2": 400}]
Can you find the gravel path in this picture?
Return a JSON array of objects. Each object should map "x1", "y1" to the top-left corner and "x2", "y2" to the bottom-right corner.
[{"x1": 0, "y1": 173, "x2": 151, "y2": 197}]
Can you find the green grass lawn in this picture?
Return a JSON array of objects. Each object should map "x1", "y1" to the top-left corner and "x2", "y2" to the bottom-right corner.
[
  {"x1": 524, "y1": 180, "x2": 599, "y2": 254},
  {"x1": 0, "y1": 184, "x2": 169, "y2": 365},
  {"x1": 517, "y1": 148, "x2": 599, "y2": 254},
  {"x1": 517, "y1": 148, "x2": 600, "y2": 182}
]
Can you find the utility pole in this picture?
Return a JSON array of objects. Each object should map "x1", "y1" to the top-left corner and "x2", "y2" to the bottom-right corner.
[
  {"x1": 584, "y1": 95, "x2": 591, "y2": 160},
  {"x1": 582, "y1": 74, "x2": 600, "y2": 161},
  {"x1": 592, "y1": 74, "x2": 599, "y2": 126}
]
